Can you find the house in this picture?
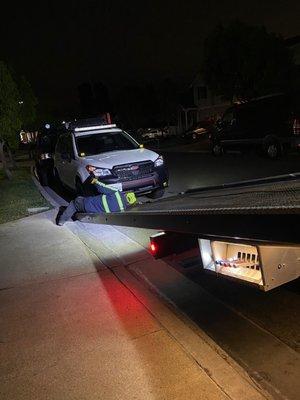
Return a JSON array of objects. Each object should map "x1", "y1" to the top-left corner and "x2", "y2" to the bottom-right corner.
[
  {"x1": 178, "y1": 74, "x2": 229, "y2": 133},
  {"x1": 285, "y1": 36, "x2": 300, "y2": 65}
]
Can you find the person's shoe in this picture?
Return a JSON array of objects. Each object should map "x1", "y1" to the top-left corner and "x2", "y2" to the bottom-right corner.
[
  {"x1": 56, "y1": 215, "x2": 65, "y2": 226},
  {"x1": 56, "y1": 218, "x2": 65, "y2": 226},
  {"x1": 56, "y1": 206, "x2": 67, "y2": 226}
]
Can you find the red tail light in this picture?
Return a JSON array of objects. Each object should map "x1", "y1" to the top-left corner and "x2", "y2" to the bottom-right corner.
[
  {"x1": 150, "y1": 243, "x2": 157, "y2": 254},
  {"x1": 149, "y1": 232, "x2": 198, "y2": 259}
]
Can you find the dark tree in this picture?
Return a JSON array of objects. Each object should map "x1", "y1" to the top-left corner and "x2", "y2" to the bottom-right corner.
[
  {"x1": 78, "y1": 81, "x2": 111, "y2": 117},
  {"x1": 156, "y1": 78, "x2": 179, "y2": 126},
  {"x1": 0, "y1": 61, "x2": 21, "y2": 178},
  {"x1": 115, "y1": 80, "x2": 180, "y2": 130},
  {"x1": 94, "y1": 82, "x2": 111, "y2": 114},
  {"x1": 18, "y1": 76, "x2": 38, "y2": 128},
  {"x1": 78, "y1": 82, "x2": 95, "y2": 117},
  {"x1": 115, "y1": 85, "x2": 147, "y2": 129},
  {"x1": 202, "y1": 20, "x2": 296, "y2": 102}
]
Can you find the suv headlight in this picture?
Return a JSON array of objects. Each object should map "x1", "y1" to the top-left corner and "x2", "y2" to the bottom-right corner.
[
  {"x1": 86, "y1": 165, "x2": 111, "y2": 177},
  {"x1": 154, "y1": 155, "x2": 164, "y2": 167}
]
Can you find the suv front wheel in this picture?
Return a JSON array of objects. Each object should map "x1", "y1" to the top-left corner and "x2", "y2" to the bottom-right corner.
[
  {"x1": 39, "y1": 170, "x2": 49, "y2": 186},
  {"x1": 147, "y1": 188, "x2": 165, "y2": 199},
  {"x1": 54, "y1": 168, "x2": 61, "y2": 184},
  {"x1": 75, "y1": 178, "x2": 86, "y2": 196},
  {"x1": 75, "y1": 177, "x2": 96, "y2": 196}
]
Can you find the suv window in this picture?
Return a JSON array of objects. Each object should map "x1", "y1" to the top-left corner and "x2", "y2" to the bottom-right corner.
[
  {"x1": 75, "y1": 131, "x2": 138, "y2": 156},
  {"x1": 222, "y1": 109, "x2": 236, "y2": 126}
]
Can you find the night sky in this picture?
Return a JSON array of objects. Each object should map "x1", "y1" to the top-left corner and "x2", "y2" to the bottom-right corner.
[{"x1": 2, "y1": 0, "x2": 299, "y2": 115}]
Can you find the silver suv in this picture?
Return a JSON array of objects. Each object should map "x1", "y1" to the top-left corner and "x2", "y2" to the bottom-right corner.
[{"x1": 54, "y1": 122, "x2": 168, "y2": 198}]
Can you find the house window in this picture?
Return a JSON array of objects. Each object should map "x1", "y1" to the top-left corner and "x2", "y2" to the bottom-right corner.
[{"x1": 197, "y1": 86, "x2": 207, "y2": 100}]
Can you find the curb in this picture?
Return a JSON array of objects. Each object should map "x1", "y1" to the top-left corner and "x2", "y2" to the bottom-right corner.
[{"x1": 31, "y1": 167, "x2": 68, "y2": 208}]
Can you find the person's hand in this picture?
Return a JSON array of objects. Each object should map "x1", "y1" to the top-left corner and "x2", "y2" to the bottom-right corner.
[{"x1": 84, "y1": 174, "x2": 96, "y2": 185}]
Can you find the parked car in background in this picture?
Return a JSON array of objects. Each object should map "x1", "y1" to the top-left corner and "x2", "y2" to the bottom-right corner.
[
  {"x1": 210, "y1": 93, "x2": 300, "y2": 158},
  {"x1": 54, "y1": 119, "x2": 169, "y2": 198},
  {"x1": 141, "y1": 128, "x2": 164, "y2": 140},
  {"x1": 181, "y1": 119, "x2": 215, "y2": 141},
  {"x1": 140, "y1": 127, "x2": 176, "y2": 141}
]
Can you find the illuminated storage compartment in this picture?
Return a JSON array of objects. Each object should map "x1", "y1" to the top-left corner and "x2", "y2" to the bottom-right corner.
[{"x1": 199, "y1": 239, "x2": 300, "y2": 291}]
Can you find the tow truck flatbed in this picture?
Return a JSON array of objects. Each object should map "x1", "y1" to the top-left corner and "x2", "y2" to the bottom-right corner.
[{"x1": 77, "y1": 173, "x2": 300, "y2": 244}]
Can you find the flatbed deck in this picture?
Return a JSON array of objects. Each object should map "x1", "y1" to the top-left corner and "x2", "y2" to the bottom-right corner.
[{"x1": 77, "y1": 174, "x2": 300, "y2": 244}]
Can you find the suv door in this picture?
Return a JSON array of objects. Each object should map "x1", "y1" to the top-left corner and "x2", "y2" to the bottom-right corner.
[
  {"x1": 218, "y1": 108, "x2": 238, "y2": 150},
  {"x1": 220, "y1": 106, "x2": 257, "y2": 151},
  {"x1": 55, "y1": 134, "x2": 75, "y2": 187},
  {"x1": 62, "y1": 134, "x2": 78, "y2": 189},
  {"x1": 235, "y1": 106, "x2": 258, "y2": 147},
  {"x1": 55, "y1": 135, "x2": 67, "y2": 183}
]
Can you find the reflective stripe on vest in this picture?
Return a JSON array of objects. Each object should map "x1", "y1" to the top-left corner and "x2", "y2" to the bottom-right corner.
[
  {"x1": 95, "y1": 181, "x2": 118, "y2": 191},
  {"x1": 115, "y1": 191, "x2": 124, "y2": 211},
  {"x1": 102, "y1": 195, "x2": 110, "y2": 213}
]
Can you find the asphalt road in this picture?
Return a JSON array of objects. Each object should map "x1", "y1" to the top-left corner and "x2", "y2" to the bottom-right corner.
[
  {"x1": 48, "y1": 148, "x2": 300, "y2": 399},
  {"x1": 162, "y1": 150, "x2": 300, "y2": 195}
]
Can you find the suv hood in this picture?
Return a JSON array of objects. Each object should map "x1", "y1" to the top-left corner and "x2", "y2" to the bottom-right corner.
[{"x1": 82, "y1": 148, "x2": 159, "y2": 169}]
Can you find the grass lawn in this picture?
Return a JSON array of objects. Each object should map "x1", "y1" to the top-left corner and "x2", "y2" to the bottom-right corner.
[{"x1": 0, "y1": 165, "x2": 51, "y2": 224}]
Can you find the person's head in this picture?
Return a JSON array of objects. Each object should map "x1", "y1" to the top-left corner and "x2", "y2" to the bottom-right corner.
[{"x1": 125, "y1": 192, "x2": 137, "y2": 207}]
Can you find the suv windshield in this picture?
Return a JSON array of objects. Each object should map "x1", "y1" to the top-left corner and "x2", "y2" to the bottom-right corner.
[{"x1": 75, "y1": 131, "x2": 139, "y2": 156}]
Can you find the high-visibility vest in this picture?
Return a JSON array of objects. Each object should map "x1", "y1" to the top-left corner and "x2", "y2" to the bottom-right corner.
[
  {"x1": 101, "y1": 192, "x2": 124, "y2": 213},
  {"x1": 93, "y1": 180, "x2": 125, "y2": 213}
]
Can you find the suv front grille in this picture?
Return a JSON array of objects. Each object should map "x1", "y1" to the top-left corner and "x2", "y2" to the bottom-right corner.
[{"x1": 113, "y1": 161, "x2": 154, "y2": 181}]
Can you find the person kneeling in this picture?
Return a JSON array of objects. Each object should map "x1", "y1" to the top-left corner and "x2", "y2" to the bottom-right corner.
[{"x1": 56, "y1": 177, "x2": 137, "y2": 226}]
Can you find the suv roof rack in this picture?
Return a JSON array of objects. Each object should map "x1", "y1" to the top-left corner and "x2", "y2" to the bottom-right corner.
[
  {"x1": 69, "y1": 117, "x2": 115, "y2": 131},
  {"x1": 74, "y1": 124, "x2": 117, "y2": 132}
]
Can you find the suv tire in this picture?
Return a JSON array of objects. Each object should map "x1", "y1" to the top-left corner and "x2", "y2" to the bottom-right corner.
[
  {"x1": 54, "y1": 168, "x2": 61, "y2": 184},
  {"x1": 75, "y1": 178, "x2": 85, "y2": 196},
  {"x1": 39, "y1": 170, "x2": 49, "y2": 186},
  {"x1": 147, "y1": 188, "x2": 165, "y2": 199},
  {"x1": 212, "y1": 143, "x2": 223, "y2": 156}
]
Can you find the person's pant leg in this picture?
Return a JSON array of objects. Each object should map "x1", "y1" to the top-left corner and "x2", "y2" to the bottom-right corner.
[
  {"x1": 74, "y1": 196, "x2": 85, "y2": 213},
  {"x1": 58, "y1": 196, "x2": 85, "y2": 225}
]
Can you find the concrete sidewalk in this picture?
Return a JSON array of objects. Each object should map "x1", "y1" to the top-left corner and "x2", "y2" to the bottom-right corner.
[{"x1": 0, "y1": 210, "x2": 266, "y2": 399}]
